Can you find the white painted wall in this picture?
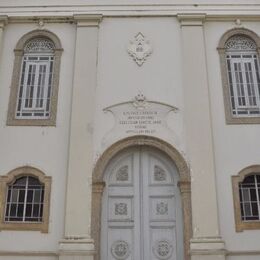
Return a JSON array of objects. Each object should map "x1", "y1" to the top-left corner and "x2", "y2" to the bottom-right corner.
[
  {"x1": 0, "y1": 23, "x2": 76, "y2": 251},
  {"x1": 0, "y1": 2, "x2": 259, "y2": 258},
  {"x1": 93, "y1": 17, "x2": 185, "y2": 159},
  {"x1": 205, "y1": 21, "x2": 260, "y2": 250}
]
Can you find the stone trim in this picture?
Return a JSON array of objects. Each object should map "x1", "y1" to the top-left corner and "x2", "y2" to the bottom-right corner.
[
  {"x1": 232, "y1": 165, "x2": 260, "y2": 232},
  {"x1": 217, "y1": 27, "x2": 260, "y2": 124},
  {"x1": 7, "y1": 29, "x2": 63, "y2": 126},
  {"x1": 177, "y1": 14, "x2": 206, "y2": 26},
  {"x1": 0, "y1": 166, "x2": 51, "y2": 233},
  {"x1": 91, "y1": 135, "x2": 192, "y2": 260},
  {"x1": 73, "y1": 14, "x2": 102, "y2": 27}
]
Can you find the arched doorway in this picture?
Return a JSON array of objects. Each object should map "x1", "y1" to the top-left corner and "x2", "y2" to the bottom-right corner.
[
  {"x1": 101, "y1": 146, "x2": 183, "y2": 260},
  {"x1": 91, "y1": 136, "x2": 192, "y2": 260}
]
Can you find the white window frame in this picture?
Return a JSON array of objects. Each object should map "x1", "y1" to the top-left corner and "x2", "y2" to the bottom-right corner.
[
  {"x1": 226, "y1": 51, "x2": 260, "y2": 117},
  {"x1": 16, "y1": 53, "x2": 54, "y2": 119}
]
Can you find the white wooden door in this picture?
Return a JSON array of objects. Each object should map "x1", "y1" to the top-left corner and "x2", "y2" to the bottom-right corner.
[{"x1": 101, "y1": 147, "x2": 183, "y2": 260}]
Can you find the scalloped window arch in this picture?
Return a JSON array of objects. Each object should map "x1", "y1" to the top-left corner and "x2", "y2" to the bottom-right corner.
[
  {"x1": 218, "y1": 28, "x2": 260, "y2": 124},
  {"x1": 7, "y1": 30, "x2": 63, "y2": 126}
]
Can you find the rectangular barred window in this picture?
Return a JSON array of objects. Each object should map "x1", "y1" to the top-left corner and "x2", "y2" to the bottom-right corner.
[
  {"x1": 227, "y1": 53, "x2": 260, "y2": 116},
  {"x1": 16, "y1": 55, "x2": 54, "y2": 119}
]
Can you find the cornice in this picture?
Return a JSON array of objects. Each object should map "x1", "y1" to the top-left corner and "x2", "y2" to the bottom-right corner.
[
  {"x1": 73, "y1": 14, "x2": 102, "y2": 27},
  {"x1": 177, "y1": 13, "x2": 206, "y2": 26}
]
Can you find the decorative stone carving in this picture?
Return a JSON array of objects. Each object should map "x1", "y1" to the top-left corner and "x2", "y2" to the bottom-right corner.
[
  {"x1": 127, "y1": 32, "x2": 152, "y2": 66},
  {"x1": 116, "y1": 165, "x2": 129, "y2": 181},
  {"x1": 153, "y1": 240, "x2": 173, "y2": 259},
  {"x1": 111, "y1": 240, "x2": 130, "y2": 259},
  {"x1": 225, "y1": 35, "x2": 256, "y2": 50},
  {"x1": 103, "y1": 94, "x2": 178, "y2": 140},
  {"x1": 24, "y1": 38, "x2": 55, "y2": 53},
  {"x1": 154, "y1": 165, "x2": 166, "y2": 181},
  {"x1": 133, "y1": 93, "x2": 147, "y2": 109},
  {"x1": 156, "y1": 202, "x2": 168, "y2": 215},
  {"x1": 115, "y1": 203, "x2": 128, "y2": 215}
]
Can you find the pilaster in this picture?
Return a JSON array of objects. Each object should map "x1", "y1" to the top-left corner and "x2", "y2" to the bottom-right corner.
[
  {"x1": 177, "y1": 14, "x2": 226, "y2": 260},
  {"x1": 0, "y1": 16, "x2": 8, "y2": 59},
  {"x1": 59, "y1": 14, "x2": 102, "y2": 260}
]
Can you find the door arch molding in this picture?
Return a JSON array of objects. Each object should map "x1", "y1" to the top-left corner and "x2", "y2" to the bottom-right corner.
[{"x1": 91, "y1": 135, "x2": 192, "y2": 260}]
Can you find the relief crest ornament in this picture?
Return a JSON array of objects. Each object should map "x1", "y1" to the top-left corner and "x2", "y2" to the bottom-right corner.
[
  {"x1": 127, "y1": 32, "x2": 152, "y2": 66},
  {"x1": 111, "y1": 240, "x2": 130, "y2": 259},
  {"x1": 153, "y1": 239, "x2": 173, "y2": 260}
]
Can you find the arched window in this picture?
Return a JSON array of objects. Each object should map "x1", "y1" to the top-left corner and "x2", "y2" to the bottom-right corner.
[
  {"x1": 218, "y1": 28, "x2": 260, "y2": 124},
  {"x1": 7, "y1": 30, "x2": 63, "y2": 126},
  {"x1": 232, "y1": 165, "x2": 260, "y2": 232},
  {"x1": 239, "y1": 174, "x2": 260, "y2": 221},
  {"x1": 0, "y1": 166, "x2": 51, "y2": 233},
  {"x1": 5, "y1": 176, "x2": 44, "y2": 222}
]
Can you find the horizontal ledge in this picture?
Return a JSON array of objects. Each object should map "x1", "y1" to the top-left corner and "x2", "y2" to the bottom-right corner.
[
  {"x1": 2, "y1": 13, "x2": 260, "y2": 23},
  {"x1": 227, "y1": 250, "x2": 260, "y2": 256},
  {"x1": 0, "y1": 251, "x2": 58, "y2": 256}
]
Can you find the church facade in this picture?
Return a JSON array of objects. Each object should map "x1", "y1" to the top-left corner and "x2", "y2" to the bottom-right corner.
[{"x1": 0, "y1": 1, "x2": 260, "y2": 260}]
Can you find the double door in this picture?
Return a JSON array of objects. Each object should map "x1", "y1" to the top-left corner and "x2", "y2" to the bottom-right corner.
[{"x1": 101, "y1": 147, "x2": 183, "y2": 260}]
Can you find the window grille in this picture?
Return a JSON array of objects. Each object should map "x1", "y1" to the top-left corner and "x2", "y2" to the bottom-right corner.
[
  {"x1": 5, "y1": 176, "x2": 44, "y2": 222},
  {"x1": 239, "y1": 174, "x2": 260, "y2": 221},
  {"x1": 16, "y1": 38, "x2": 54, "y2": 119},
  {"x1": 225, "y1": 35, "x2": 260, "y2": 117}
]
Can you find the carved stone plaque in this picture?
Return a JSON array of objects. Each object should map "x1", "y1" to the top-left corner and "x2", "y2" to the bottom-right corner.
[{"x1": 104, "y1": 94, "x2": 177, "y2": 139}]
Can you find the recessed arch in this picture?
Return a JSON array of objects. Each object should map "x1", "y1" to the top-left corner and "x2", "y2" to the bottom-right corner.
[
  {"x1": 91, "y1": 135, "x2": 192, "y2": 260},
  {"x1": 15, "y1": 29, "x2": 63, "y2": 52},
  {"x1": 218, "y1": 27, "x2": 260, "y2": 50}
]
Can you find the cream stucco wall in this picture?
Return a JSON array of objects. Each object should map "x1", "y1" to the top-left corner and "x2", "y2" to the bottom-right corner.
[
  {"x1": 205, "y1": 21, "x2": 260, "y2": 251},
  {"x1": 0, "y1": 1, "x2": 260, "y2": 260},
  {"x1": 0, "y1": 23, "x2": 76, "y2": 252}
]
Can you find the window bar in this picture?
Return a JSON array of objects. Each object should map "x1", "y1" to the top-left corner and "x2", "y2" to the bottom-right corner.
[
  {"x1": 254, "y1": 175, "x2": 260, "y2": 220},
  {"x1": 22, "y1": 177, "x2": 29, "y2": 222},
  {"x1": 6, "y1": 187, "x2": 12, "y2": 221},
  {"x1": 241, "y1": 184, "x2": 246, "y2": 220}
]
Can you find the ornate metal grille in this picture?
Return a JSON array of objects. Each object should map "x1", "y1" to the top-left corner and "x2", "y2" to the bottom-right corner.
[
  {"x1": 225, "y1": 35, "x2": 260, "y2": 116},
  {"x1": 239, "y1": 174, "x2": 260, "y2": 221},
  {"x1": 24, "y1": 38, "x2": 55, "y2": 53},
  {"x1": 5, "y1": 176, "x2": 44, "y2": 222},
  {"x1": 225, "y1": 35, "x2": 256, "y2": 51}
]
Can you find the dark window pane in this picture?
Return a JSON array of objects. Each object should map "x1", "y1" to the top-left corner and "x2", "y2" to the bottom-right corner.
[
  {"x1": 34, "y1": 190, "x2": 41, "y2": 203},
  {"x1": 41, "y1": 190, "x2": 44, "y2": 203},
  {"x1": 28, "y1": 177, "x2": 40, "y2": 186},
  {"x1": 33, "y1": 205, "x2": 39, "y2": 217},
  {"x1": 252, "y1": 202, "x2": 259, "y2": 216},
  {"x1": 25, "y1": 204, "x2": 32, "y2": 218},
  {"x1": 10, "y1": 204, "x2": 17, "y2": 217},
  {"x1": 18, "y1": 190, "x2": 25, "y2": 203},
  {"x1": 27, "y1": 190, "x2": 33, "y2": 203},
  {"x1": 17, "y1": 204, "x2": 24, "y2": 217}
]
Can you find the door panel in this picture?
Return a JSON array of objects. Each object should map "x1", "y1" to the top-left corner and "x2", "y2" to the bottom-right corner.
[{"x1": 101, "y1": 147, "x2": 183, "y2": 260}]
